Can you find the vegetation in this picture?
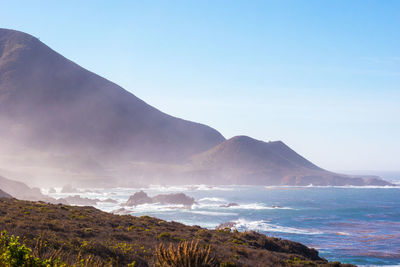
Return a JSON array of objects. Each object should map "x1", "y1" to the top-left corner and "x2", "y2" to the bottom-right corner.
[
  {"x1": 0, "y1": 198, "x2": 354, "y2": 266},
  {"x1": 156, "y1": 240, "x2": 216, "y2": 267}
]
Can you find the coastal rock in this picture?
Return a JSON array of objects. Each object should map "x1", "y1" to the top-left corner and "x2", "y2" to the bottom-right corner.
[
  {"x1": 220, "y1": 202, "x2": 239, "y2": 208},
  {"x1": 60, "y1": 195, "x2": 99, "y2": 206},
  {"x1": 125, "y1": 191, "x2": 152, "y2": 206},
  {"x1": 152, "y1": 193, "x2": 195, "y2": 206},
  {"x1": 125, "y1": 191, "x2": 195, "y2": 207}
]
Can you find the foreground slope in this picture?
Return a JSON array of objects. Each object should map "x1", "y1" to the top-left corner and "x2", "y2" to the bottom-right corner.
[
  {"x1": 0, "y1": 198, "x2": 352, "y2": 266},
  {"x1": 0, "y1": 28, "x2": 224, "y2": 165},
  {"x1": 188, "y1": 136, "x2": 392, "y2": 186}
]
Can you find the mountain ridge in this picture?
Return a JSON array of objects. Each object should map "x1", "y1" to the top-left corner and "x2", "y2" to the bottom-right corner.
[
  {"x1": 186, "y1": 135, "x2": 392, "y2": 186},
  {"x1": 0, "y1": 28, "x2": 393, "y2": 187},
  {"x1": 0, "y1": 28, "x2": 225, "y2": 163}
]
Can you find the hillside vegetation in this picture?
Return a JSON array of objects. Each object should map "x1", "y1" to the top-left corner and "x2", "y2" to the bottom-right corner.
[{"x1": 0, "y1": 198, "x2": 353, "y2": 266}]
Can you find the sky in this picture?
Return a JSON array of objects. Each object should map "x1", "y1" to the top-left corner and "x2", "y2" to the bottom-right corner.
[{"x1": 1, "y1": 1, "x2": 399, "y2": 171}]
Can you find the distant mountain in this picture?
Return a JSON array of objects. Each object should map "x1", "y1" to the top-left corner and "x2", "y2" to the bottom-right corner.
[
  {"x1": 186, "y1": 136, "x2": 393, "y2": 186},
  {"x1": 0, "y1": 175, "x2": 57, "y2": 202},
  {"x1": 0, "y1": 28, "x2": 225, "y2": 164},
  {"x1": 0, "y1": 29, "x2": 392, "y2": 187},
  {"x1": 0, "y1": 188, "x2": 11, "y2": 198}
]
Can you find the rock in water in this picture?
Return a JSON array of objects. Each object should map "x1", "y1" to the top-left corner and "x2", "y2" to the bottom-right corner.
[
  {"x1": 125, "y1": 191, "x2": 153, "y2": 206},
  {"x1": 152, "y1": 193, "x2": 195, "y2": 206}
]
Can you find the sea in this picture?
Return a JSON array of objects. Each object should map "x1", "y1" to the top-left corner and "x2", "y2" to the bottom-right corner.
[{"x1": 45, "y1": 177, "x2": 400, "y2": 267}]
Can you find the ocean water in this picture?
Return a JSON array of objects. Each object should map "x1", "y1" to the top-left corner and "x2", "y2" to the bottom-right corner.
[{"x1": 47, "y1": 185, "x2": 400, "y2": 266}]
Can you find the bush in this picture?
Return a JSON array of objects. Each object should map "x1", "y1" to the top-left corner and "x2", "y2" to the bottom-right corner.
[
  {"x1": 158, "y1": 232, "x2": 172, "y2": 240},
  {"x1": 156, "y1": 240, "x2": 217, "y2": 267},
  {"x1": 0, "y1": 230, "x2": 52, "y2": 267}
]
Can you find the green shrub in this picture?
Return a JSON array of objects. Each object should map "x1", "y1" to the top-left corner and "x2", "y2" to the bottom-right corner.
[
  {"x1": 0, "y1": 230, "x2": 51, "y2": 267},
  {"x1": 220, "y1": 261, "x2": 236, "y2": 267},
  {"x1": 158, "y1": 232, "x2": 172, "y2": 240}
]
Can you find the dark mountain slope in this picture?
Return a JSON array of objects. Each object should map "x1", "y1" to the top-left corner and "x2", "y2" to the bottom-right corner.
[
  {"x1": 188, "y1": 136, "x2": 392, "y2": 186},
  {"x1": 0, "y1": 28, "x2": 225, "y2": 163},
  {"x1": 0, "y1": 28, "x2": 392, "y2": 187},
  {"x1": 0, "y1": 188, "x2": 11, "y2": 198}
]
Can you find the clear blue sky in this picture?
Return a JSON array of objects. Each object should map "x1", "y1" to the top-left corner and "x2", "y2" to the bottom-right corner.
[{"x1": 2, "y1": 1, "x2": 399, "y2": 171}]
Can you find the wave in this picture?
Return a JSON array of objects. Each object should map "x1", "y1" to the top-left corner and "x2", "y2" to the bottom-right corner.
[
  {"x1": 122, "y1": 203, "x2": 189, "y2": 213},
  {"x1": 119, "y1": 203, "x2": 238, "y2": 217},
  {"x1": 193, "y1": 202, "x2": 293, "y2": 210},
  {"x1": 193, "y1": 185, "x2": 234, "y2": 191},
  {"x1": 230, "y1": 219, "x2": 324, "y2": 235},
  {"x1": 265, "y1": 185, "x2": 400, "y2": 189},
  {"x1": 140, "y1": 184, "x2": 236, "y2": 192},
  {"x1": 189, "y1": 210, "x2": 238, "y2": 216},
  {"x1": 227, "y1": 203, "x2": 293, "y2": 210},
  {"x1": 198, "y1": 197, "x2": 227, "y2": 202}
]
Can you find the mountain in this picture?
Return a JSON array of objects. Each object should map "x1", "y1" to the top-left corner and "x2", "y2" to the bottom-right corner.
[
  {"x1": 186, "y1": 136, "x2": 393, "y2": 186},
  {"x1": 0, "y1": 28, "x2": 392, "y2": 187},
  {"x1": 0, "y1": 28, "x2": 225, "y2": 186},
  {"x1": 0, "y1": 188, "x2": 11, "y2": 198},
  {"x1": 0, "y1": 175, "x2": 58, "y2": 202},
  {"x1": 0, "y1": 28, "x2": 224, "y2": 163}
]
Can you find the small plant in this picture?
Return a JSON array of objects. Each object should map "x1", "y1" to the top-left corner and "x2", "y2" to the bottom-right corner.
[
  {"x1": 0, "y1": 230, "x2": 51, "y2": 267},
  {"x1": 158, "y1": 232, "x2": 172, "y2": 240},
  {"x1": 220, "y1": 261, "x2": 236, "y2": 267},
  {"x1": 156, "y1": 240, "x2": 217, "y2": 267}
]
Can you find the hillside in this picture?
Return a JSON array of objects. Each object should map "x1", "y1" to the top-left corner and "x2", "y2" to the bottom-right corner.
[
  {"x1": 0, "y1": 175, "x2": 58, "y2": 202},
  {"x1": 0, "y1": 198, "x2": 352, "y2": 266},
  {"x1": 0, "y1": 28, "x2": 225, "y2": 185},
  {"x1": 186, "y1": 136, "x2": 393, "y2": 186},
  {"x1": 0, "y1": 189, "x2": 11, "y2": 198},
  {"x1": 0, "y1": 28, "x2": 392, "y2": 187}
]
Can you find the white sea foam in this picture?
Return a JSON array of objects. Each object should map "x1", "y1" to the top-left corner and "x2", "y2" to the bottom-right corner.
[
  {"x1": 198, "y1": 197, "x2": 227, "y2": 202},
  {"x1": 194, "y1": 184, "x2": 234, "y2": 191},
  {"x1": 140, "y1": 184, "x2": 235, "y2": 192},
  {"x1": 265, "y1": 185, "x2": 400, "y2": 189},
  {"x1": 230, "y1": 218, "x2": 323, "y2": 235},
  {"x1": 122, "y1": 203, "x2": 189, "y2": 213},
  {"x1": 189, "y1": 210, "x2": 238, "y2": 216},
  {"x1": 227, "y1": 203, "x2": 293, "y2": 210}
]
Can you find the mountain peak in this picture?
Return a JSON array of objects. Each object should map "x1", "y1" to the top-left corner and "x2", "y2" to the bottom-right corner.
[
  {"x1": 0, "y1": 28, "x2": 42, "y2": 60},
  {"x1": 228, "y1": 135, "x2": 284, "y2": 146},
  {"x1": 0, "y1": 28, "x2": 225, "y2": 171}
]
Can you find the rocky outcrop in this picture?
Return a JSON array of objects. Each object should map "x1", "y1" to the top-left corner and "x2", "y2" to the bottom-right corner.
[
  {"x1": 125, "y1": 191, "x2": 153, "y2": 206},
  {"x1": 152, "y1": 193, "x2": 195, "y2": 206},
  {"x1": 125, "y1": 191, "x2": 195, "y2": 207}
]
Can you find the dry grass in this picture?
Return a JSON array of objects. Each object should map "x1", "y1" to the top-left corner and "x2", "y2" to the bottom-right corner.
[{"x1": 156, "y1": 240, "x2": 216, "y2": 267}]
